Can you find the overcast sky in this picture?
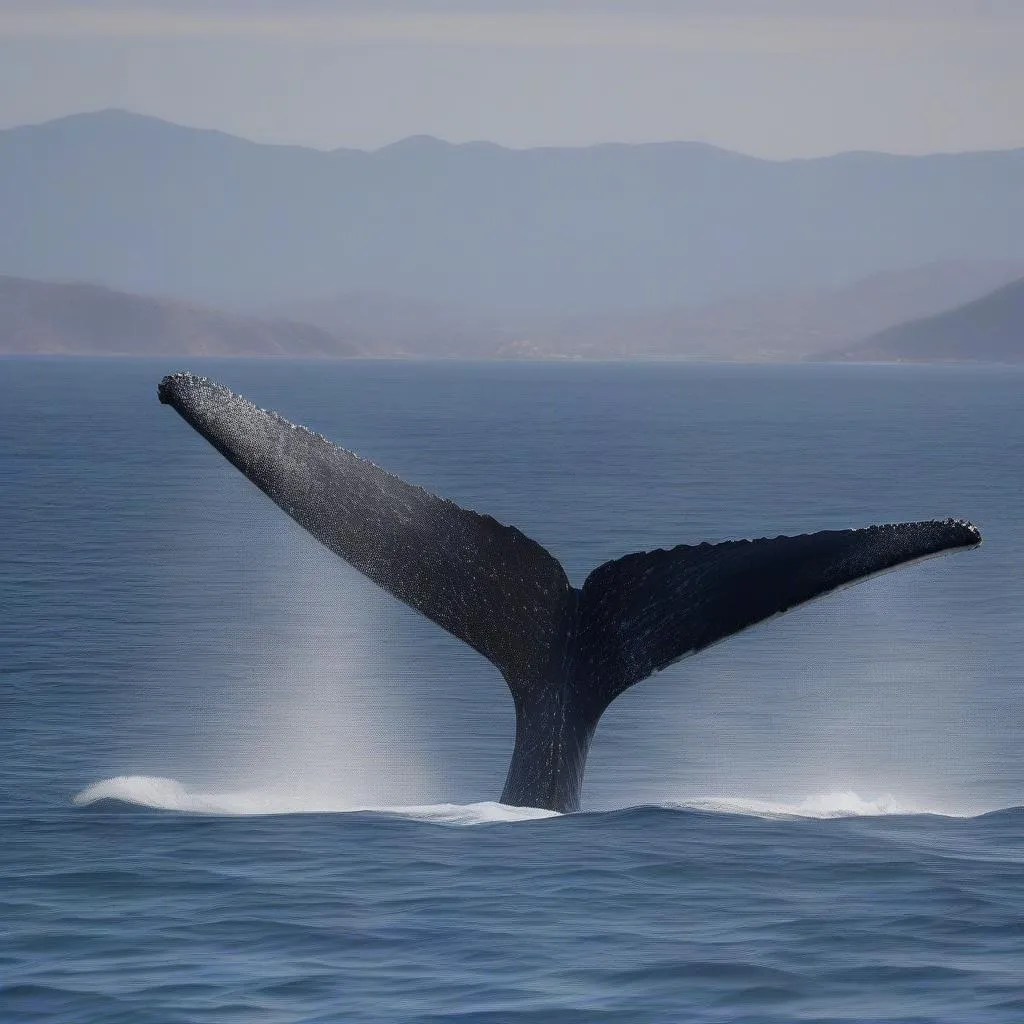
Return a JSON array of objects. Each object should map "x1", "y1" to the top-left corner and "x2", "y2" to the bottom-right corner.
[{"x1": 1, "y1": 0, "x2": 1022, "y2": 157}]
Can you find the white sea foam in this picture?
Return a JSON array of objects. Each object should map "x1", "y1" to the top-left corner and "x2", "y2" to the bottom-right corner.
[
  {"x1": 72, "y1": 776, "x2": 558, "y2": 824},
  {"x1": 379, "y1": 801, "x2": 559, "y2": 825},
  {"x1": 73, "y1": 776, "x2": 286, "y2": 815},
  {"x1": 74, "y1": 777, "x2": 981, "y2": 822},
  {"x1": 663, "y1": 790, "x2": 968, "y2": 819}
]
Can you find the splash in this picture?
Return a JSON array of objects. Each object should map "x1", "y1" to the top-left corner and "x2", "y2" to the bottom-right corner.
[
  {"x1": 72, "y1": 775, "x2": 557, "y2": 824},
  {"x1": 181, "y1": 532, "x2": 443, "y2": 809},
  {"x1": 74, "y1": 776, "x2": 986, "y2": 824},
  {"x1": 666, "y1": 790, "x2": 968, "y2": 819}
]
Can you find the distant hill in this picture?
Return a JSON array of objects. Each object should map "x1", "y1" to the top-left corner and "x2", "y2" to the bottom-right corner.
[
  {"x1": 819, "y1": 277, "x2": 1024, "y2": 363},
  {"x1": 2, "y1": 110, "x2": 1024, "y2": 314},
  {"x1": 0, "y1": 276, "x2": 358, "y2": 357}
]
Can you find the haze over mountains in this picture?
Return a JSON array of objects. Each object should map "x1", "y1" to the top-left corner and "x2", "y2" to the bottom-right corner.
[
  {"x1": 493, "y1": 263, "x2": 1024, "y2": 361},
  {"x1": 6, "y1": 266, "x2": 1021, "y2": 362},
  {"x1": 275, "y1": 261, "x2": 1024, "y2": 361},
  {"x1": 2, "y1": 109, "x2": 1022, "y2": 361},
  {"x1": 3, "y1": 110, "x2": 1024, "y2": 315}
]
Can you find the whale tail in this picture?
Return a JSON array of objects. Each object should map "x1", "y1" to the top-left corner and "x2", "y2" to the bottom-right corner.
[{"x1": 159, "y1": 372, "x2": 981, "y2": 811}]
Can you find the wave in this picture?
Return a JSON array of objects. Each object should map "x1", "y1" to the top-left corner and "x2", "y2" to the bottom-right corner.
[
  {"x1": 73, "y1": 776, "x2": 987, "y2": 823},
  {"x1": 72, "y1": 776, "x2": 558, "y2": 824},
  {"x1": 660, "y1": 791, "x2": 969, "y2": 819}
]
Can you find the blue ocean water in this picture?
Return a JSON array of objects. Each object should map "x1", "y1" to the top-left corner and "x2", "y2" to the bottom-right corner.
[{"x1": 1, "y1": 357, "x2": 1022, "y2": 1023}]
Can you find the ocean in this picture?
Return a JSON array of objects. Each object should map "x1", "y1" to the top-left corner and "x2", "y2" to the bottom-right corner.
[{"x1": 1, "y1": 357, "x2": 1022, "y2": 1022}]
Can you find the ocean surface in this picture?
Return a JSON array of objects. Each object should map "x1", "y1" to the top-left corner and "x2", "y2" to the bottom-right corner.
[{"x1": 2, "y1": 357, "x2": 1023, "y2": 1023}]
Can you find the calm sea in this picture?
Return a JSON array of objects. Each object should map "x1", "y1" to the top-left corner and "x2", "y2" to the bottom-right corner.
[{"x1": 2, "y1": 358, "x2": 1023, "y2": 1023}]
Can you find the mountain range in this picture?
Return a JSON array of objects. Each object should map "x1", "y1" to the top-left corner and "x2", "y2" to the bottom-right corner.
[
  {"x1": 3, "y1": 110, "x2": 1024, "y2": 315},
  {"x1": 5, "y1": 265, "x2": 1022, "y2": 363}
]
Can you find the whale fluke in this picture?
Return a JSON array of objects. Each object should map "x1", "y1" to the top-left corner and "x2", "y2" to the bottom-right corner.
[{"x1": 159, "y1": 372, "x2": 981, "y2": 812}]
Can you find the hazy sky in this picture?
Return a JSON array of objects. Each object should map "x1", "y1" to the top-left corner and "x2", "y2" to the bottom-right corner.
[{"x1": 1, "y1": 0, "x2": 1022, "y2": 157}]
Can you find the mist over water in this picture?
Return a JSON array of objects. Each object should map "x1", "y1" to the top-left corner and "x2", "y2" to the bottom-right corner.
[
  {"x1": 209, "y1": 533, "x2": 441, "y2": 810},
  {"x1": 4, "y1": 359, "x2": 1023, "y2": 1022}
]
